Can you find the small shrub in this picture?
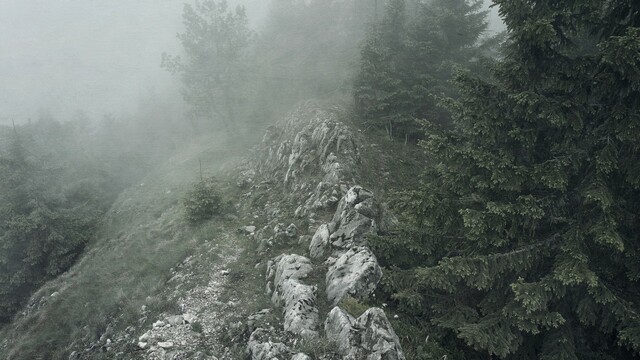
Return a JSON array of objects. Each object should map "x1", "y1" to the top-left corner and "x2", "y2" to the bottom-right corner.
[
  {"x1": 191, "y1": 321, "x2": 203, "y2": 333},
  {"x1": 183, "y1": 177, "x2": 223, "y2": 224},
  {"x1": 339, "y1": 296, "x2": 369, "y2": 318}
]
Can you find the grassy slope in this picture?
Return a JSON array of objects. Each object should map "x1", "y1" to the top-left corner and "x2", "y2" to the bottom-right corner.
[
  {"x1": 0, "y1": 111, "x2": 431, "y2": 360},
  {"x1": 0, "y1": 132, "x2": 257, "y2": 360}
]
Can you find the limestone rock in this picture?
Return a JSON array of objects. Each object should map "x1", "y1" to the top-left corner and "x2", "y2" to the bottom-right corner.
[
  {"x1": 182, "y1": 313, "x2": 197, "y2": 324},
  {"x1": 269, "y1": 255, "x2": 319, "y2": 337},
  {"x1": 309, "y1": 223, "x2": 330, "y2": 259},
  {"x1": 326, "y1": 248, "x2": 382, "y2": 306},
  {"x1": 166, "y1": 315, "x2": 184, "y2": 326},
  {"x1": 157, "y1": 341, "x2": 173, "y2": 349},
  {"x1": 325, "y1": 307, "x2": 405, "y2": 360},
  {"x1": 247, "y1": 328, "x2": 291, "y2": 360},
  {"x1": 240, "y1": 225, "x2": 256, "y2": 235},
  {"x1": 325, "y1": 307, "x2": 356, "y2": 355},
  {"x1": 291, "y1": 353, "x2": 312, "y2": 360},
  {"x1": 355, "y1": 308, "x2": 406, "y2": 360}
]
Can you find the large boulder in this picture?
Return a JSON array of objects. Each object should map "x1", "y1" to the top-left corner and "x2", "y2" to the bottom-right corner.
[
  {"x1": 268, "y1": 255, "x2": 319, "y2": 338},
  {"x1": 326, "y1": 247, "x2": 383, "y2": 306},
  {"x1": 325, "y1": 307, "x2": 406, "y2": 360}
]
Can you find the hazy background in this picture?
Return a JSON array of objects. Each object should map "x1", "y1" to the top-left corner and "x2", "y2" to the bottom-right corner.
[{"x1": 0, "y1": 0, "x2": 503, "y2": 124}]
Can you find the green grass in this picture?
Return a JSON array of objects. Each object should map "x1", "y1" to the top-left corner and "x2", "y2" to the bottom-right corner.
[{"x1": 0, "y1": 132, "x2": 253, "y2": 360}]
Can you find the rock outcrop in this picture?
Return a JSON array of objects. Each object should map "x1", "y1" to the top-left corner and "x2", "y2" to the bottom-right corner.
[
  {"x1": 326, "y1": 247, "x2": 383, "y2": 306},
  {"x1": 267, "y1": 254, "x2": 319, "y2": 338},
  {"x1": 325, "y1": 307, "x2": 406, "y2": 360},
  {"x1": 253, "y1": 104, "x2": 360, "y2": 218},
  {"x1": 242, "y1": 103, "x2": 405, "y2": 359}
]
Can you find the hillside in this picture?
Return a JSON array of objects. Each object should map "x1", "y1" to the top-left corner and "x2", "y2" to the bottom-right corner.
[{"x1": 0, "y1": 102, "x2": 421, "y2": 359}]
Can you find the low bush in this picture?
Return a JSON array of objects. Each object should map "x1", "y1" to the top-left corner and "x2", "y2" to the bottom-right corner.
[{"x1": 183, "y1": 177, "x2": 223, "y2": 224}]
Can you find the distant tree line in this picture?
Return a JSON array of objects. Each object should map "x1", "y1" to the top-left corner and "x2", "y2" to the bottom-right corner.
[
  {"x1": 0, "y1": 95, "x2": 187, "y2": 324},
  {"x1": 164, "y1": 0, "x2": 378, "y2": 132}
]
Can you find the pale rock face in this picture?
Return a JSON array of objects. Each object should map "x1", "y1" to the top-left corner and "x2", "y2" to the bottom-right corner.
[
  {"x1": 254, "y1": 104, "x2": 359, "y2": 217},
  {"x1": 247, "y1": 328, "x2": 291, "y2": 360},
  {"x1": 165, "y1": 315, "x2": 184, "y2": 326},
  {"x1": 326, "y1": 247, "x2": 383, "y2": 306},
  {"x1": 329, "y1": 211, "x2": 375, "y2": 249},
  {"x1": 325, "y1": 307, "x2": 406, "y2": 360},
  {"x1": 325, "y1": 307, "x2": 357, "y2": 355},
  {"x1": 268, "y1": 255, "x2": 319, "y2": 337},
  {"x1": 291, "y1": 353, "x2": 312, "y2": 360},
  {"x1": 182, "y1": 313, "x2": 197, "y2": 324},
  {"x1": 157, "y1": 341, "x2": 173, "y2": 349},
  {"x1": 309, "y1": 223, "x2": 330, "y2": 259},
  {"x1": 356, "y1": 308, "x2": 406, "y2": 360}
]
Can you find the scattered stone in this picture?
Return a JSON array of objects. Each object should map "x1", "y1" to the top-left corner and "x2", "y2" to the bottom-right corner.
[
  {"x1": 291, "y1": 353, "x2": 312, "y2": 360},
  {"x1": 157, "y1": 341, "x2": 173, "y2": 349},
  {"x1": 152, "y1": 320, "x2": 165, "y2": 329},
  {"x1": 183, "y1": 313, "x2": 197, "y2": 324},
  {"x1": 220, "y1": 270, "x2": 230, "y2": 276},
  {"x1": 240, "y1": 226, "x2": 256, "y2": 234},
  {"x1": 137, "y1": 342, "x2": 148, "y2": 349},
  {"x1": 138, "y1": 332, "x2": 150, "y2": 342},
  {"x1": 166, "y1": 315, "x2": 184, "y2": 326},
  {"x1": 247, "y1": 328, "x2": 290, "y2": 360},
  {"x1": 286, "y1": 223, "x2": 298, "y2": 237}
]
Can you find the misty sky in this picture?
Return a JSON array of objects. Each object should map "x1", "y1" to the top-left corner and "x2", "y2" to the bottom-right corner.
[{"x1": 0, "y1": 0, "x2": 502, "y2": 124}]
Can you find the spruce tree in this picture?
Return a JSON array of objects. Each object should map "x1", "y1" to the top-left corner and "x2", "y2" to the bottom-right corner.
[
  {"x1": 354, "y1": 0, "x2": 410, "y2": 137},
  {"x1": 375, "y1": 1, "x2": 640, "y2": 358},
  {"x1": 354, "y1": 0, "x2": 489, "y2": 140}
]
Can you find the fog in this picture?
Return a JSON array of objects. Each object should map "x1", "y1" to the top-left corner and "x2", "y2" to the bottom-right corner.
[
  {"x1": 0, "y1": 0, "x2": 502, "y2": 124},
  {"x1": 0, "y1": 0, "x2": 269, "y2": 124}
]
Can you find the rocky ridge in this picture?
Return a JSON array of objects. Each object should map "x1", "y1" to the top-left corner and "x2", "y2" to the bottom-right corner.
[{"x1": 239, "y1": 103, "x2": 405, "y2": 360}]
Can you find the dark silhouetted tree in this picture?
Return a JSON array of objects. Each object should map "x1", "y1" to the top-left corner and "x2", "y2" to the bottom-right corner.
[{"x1": 374, "y1": 1, "x2": 640, "y2": 358}]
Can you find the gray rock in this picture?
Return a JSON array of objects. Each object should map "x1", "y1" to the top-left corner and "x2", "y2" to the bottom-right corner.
[
  {"x1": 286, "y1": 223, "x2": 298, "y2": 237},
  {"x1": 355, "y1": 308, "x2": 406, "y2": 360},
  {"x1": 325, "y1": 307, "x2": 356, "y2": 355},
  {"x1": 182, "y1": 313, "x2": 197, "y2": 324},
  {"x1": 166, "y1": 315, "x2": 184, "y2": 326},
  {"x1": 241, "y1": 226, "x2": 256, "y2": 234},
  {"x1": 330, "y1": 212, "x2": 374, "y2": 249},
  {"x1": 152, "y1": 320, "x2": 165, "y2": 329},
  {"x1": 291, "y1": 353, "x2": 312, "y2": 360},
  {"x1": 326, "y1": 248, "x2": 382, "y2": 306},
  {"x1": 298, "y1": 235, "x2": 312, "y2": 246},
  {"x1": 157, "y1": 341, "x2": 173, "y2": 349},
  {"x1": 325, "y1": 307, "x2": 405, "y2": 360},
  {"x1": 309, "y1": 223, "x2": 330, "y2": 259},
  {"x1": 270, "y1": 255, "x2": 319, "y2": 338},
  {"x1": 247, "y1": 328, "x2": 291, "y2": 360},
  {"x1": 138, "y1": 332, "x2": 150, "y2": 342}
]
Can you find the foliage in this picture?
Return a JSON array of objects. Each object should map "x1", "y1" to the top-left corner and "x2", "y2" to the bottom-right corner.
[
  {"x1": 375, "y1": 0, "x2": 640, "y2": 358},
  {"x1": 339, "y1": 296, "x2": 370, "y2": 318},
  {"x1": 0, "y1": 126, "x2": 109, "y2": 323},
  {"x1": 248, "y1": 0, "x2": 376, "y2": 125},
  {"x1": 354, "y1": 0, "x2": 490, "y2": 140},
  {"x1": 183, "y1": 177, "x2": 223, "y2": 224},
  {"x1": 162, "y1": 0, "x2": 253, "y2": 131}
]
